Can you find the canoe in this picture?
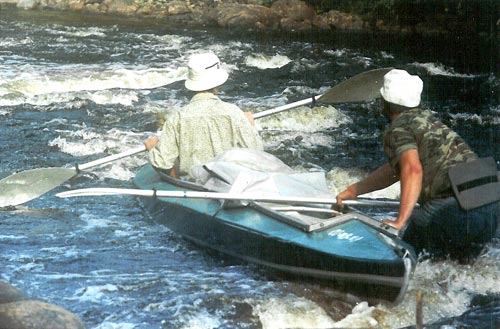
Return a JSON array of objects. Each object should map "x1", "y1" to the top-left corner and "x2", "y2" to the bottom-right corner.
[{"x1": 133, "y1": 164, "x2": 417, "y2": 304}]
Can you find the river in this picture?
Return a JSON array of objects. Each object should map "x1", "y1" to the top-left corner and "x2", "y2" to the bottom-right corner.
[{"x1": 1, "y1": 4, "x2": 499, "y2": 328}]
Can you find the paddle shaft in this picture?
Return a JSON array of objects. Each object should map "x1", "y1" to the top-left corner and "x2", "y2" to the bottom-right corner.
[
  {"x1": 75, "y1": 145, "x2": 147, "y2": 171},
  {"x1": 252, "y1": 96, "x2": 320, "y2": 119},
  {"x1": 253, "y1": 67, "x2": 392, "y2": 119}
]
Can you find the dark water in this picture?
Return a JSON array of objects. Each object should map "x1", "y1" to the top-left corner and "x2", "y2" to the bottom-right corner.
[{"x1": 1, "y1": 4, "x2": 499, "y2": 328}]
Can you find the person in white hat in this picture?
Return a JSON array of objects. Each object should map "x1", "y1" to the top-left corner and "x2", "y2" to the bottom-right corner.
[
  {"x1": 145, "y1": 52, "x2": 263, "y2": 178},
  {"x1": 336, "y1": 69, "x2": 499, "y2": 262}
]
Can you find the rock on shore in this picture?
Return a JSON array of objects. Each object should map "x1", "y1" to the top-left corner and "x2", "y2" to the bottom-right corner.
[{"x1": 12, "y1": 0, "x2": 368, "y2": 32}]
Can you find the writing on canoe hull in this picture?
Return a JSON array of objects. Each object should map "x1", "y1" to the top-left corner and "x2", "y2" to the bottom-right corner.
[{"x1": 328, "y1": 229, "x2": 364, "y2": 242}]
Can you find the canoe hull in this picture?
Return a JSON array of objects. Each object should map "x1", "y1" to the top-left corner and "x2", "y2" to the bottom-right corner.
[{"x1": 134, "y1": 165, "x2": 416, "y2": 303}]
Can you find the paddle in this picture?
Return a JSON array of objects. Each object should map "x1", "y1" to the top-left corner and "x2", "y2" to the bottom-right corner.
[
  {"x1": 253, "y1": 67, "x2": 392, "y2": 119},
  {"x1": 56, "y1": 187, "x2": 402, "y2": 208},
  {"x1": 0, "y1": 145, "x2": 146, "y2": 208},
  {"x1": 1, "y1": 67, "x2": 391, "y2": 208}
]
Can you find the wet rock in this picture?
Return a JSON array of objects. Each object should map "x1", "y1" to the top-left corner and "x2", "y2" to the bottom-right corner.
[
  {"x1": 16, "y1": 0, "x2": 37, "y2": 9},
  {"x1": 0, "y1": 281, "x2": 86, "y2": 329},
  {"x1": 271, "y1": 0, "x2": 315, "y2": 30},
  {"x1": 166, "y1": 1, "x2": 190, "y2": 15},
  {"x1": 209, "y1": 0, "x2": 323, "y2": 31},
  {"x1": 106, "y1": 0, "x2": 138, "y2": 15},
  {"x1": 0, "y1": 300, "x2": 86, "y2": 329},
  {"x1": 0, "y1": 282, "x2": 27, "y2": 304},
  {"x1": 210, "y1": 3, "x2": 279, "y2": 30},
  {"x1": 67, "y1": 0, "x2": 86, "y2": 11},
  {"x1": 314, "y1": 9, "x2": 365, "y2": 31}
]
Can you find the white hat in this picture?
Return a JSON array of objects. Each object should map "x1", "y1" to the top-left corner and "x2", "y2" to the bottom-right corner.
[
  {"x1": 184, "y1": 53, "x2": 229, "y2": 91},
  {"x1": 379, "y1": 69, "x2": 423, "y2": 107}
]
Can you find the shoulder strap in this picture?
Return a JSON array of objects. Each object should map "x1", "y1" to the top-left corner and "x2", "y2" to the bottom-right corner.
[{"x1": 448, "y1": 157, "x2": 500, "y2": 210}]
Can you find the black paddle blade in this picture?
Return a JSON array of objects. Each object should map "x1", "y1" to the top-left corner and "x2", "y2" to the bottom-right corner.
[
  {"x1": 0, "y1": 167, "x2": 76, "y2": 208},
  {"x1": 318, "y1": 67, "x2": 393, "y2": 104}
]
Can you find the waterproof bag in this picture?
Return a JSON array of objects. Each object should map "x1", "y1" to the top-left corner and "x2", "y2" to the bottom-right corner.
[{"x1": 448, "y1": 157, "x2": 500, "y2": 210}]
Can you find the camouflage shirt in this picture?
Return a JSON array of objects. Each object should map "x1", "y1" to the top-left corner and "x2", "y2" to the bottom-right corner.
[{"x1": 384, "y1": 108, "x2": 477, "y2": 203}]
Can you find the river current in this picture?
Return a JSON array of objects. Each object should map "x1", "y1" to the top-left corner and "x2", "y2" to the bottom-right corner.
[{"x1": 1, "y1": 4, "x2": 499, "y2": 329}]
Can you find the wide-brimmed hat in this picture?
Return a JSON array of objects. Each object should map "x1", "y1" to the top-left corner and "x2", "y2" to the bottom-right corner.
[
  {"x1": 184, "y1": 53, "x2": 229, "y2": 92},
  {"x1": 379, "y1": 69, "x2": 423, "y2": 107}
]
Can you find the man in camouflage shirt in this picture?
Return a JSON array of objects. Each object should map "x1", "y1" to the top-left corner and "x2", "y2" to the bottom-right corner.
[
  {"x1": 336, "y1": 69, "x2": 499, "y2": 261},
  {"x1": 384, "y1": 108, "x2": 477, "y2": 204}
]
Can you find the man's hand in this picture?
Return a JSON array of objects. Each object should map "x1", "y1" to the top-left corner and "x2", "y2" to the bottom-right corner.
[
  {"x1": 144, "y1": 136, "x2": 159, "y2": 150},
  {"x1": 335, "y1": 186, "x2": 357, "y2": 210},
  {"x1": 382, "y1": 219, "x2": 405, "y2": 230},
  {"x1": 244, "y1": 112, "x2": 255, "y2": 126}
]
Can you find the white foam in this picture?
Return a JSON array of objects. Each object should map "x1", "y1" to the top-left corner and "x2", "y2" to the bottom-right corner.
[
  {"x1": 332, "y1": 302, "x2": 379, "y2": 328},
  {"x1": 155, "y1": 34, "x2": 194, "y2": 50},
  {"x1": 301, "y1": 249, "x2": 500, "y2": 329},
  {"x1": 254, "y1": 296, "x2": 336, "y2": 329},
  {"x1": 324, "y1": 48, "x2": 347, "y2": 57},
  {"x1": 380, "y1": 51, "x2": 395, "y2": 59},
  {"x1": 257, "y1": 105, "x2": 352, "y2": 133},
  {"x1": 412, "y1": 62, "x2": 477, "y2": 78},
  {"x1": 36, "y1": 273, "x2": 88, "y2": 280},
  {"x1": 15, "y1": 262, "x2": 46, "y2": 273},
  {"x1": 0, "y1": 37, "x2": 33, "y2": 48},
  {"x1": 0, "y1": 234, "x2": 28, "y2": 240},
  {"x1": 79, "y1": 213, "x2": 119, "y2": 230},
  {"x1": 244, "y1": 54, "x2": 292, "y2": 69},
  {"x1": 49, "y1": 136, "x2": 106, "y2": 157},
  {"x1": 448, "y1": 112, "x2": 484, "y2": 124},
  {"x1": 13, "y1": 67, "x2": 186, "y2": 97},
  {"x1": 324, "y1": 48, "x2": 374, "y2": 67},
  {"x1": 290, "y1": 58, "x2": 320, "y2": 73},
  {"x1": 179, "y1": 310, "x2": 222, "y2": 329},
  {"x1": 39, "y1": 246, "x2": 81, "y2": 258},
  {"x1": 73, "y1": 284, "x2": 120, "y2": 303},
  {"x1": 327, "y1": 167, "x2": 401, "y2": 200},
  {"x1": 48, "y1": 126, "x2": 147, "y2": 157},
  {"x1": 46, "y1": 26, "x2": 108, "y2": 38},
  {"x1": 94, "y1": 322, "x2": 136, "y2": 329},
  {"x1": 47, "y1": 127, "x2": 150, "y2": 180},
  {"x1": 0, "y1": 65, "x2": 186, "y2": 107}
]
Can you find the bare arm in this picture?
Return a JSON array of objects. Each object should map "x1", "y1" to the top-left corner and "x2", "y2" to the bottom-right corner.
[{"x1": 385, "y1": 149, "x2": 422, "y2": 230}]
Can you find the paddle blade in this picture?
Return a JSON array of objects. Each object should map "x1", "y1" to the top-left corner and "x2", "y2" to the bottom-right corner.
[
  {"x1": 318, "y1": 67, "x2": 393, "y2": 103},
  {"x1": 0, "y1": 167, "x2": 76, "y2": 207}
]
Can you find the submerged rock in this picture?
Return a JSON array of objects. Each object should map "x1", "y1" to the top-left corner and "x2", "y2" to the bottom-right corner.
[{"x1": 0, "y1": 281, "x2": 86, "y2": 329}]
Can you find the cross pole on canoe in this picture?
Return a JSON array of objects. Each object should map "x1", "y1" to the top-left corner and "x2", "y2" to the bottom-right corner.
[
  {"x1": 56, "y1": 187, "x2": 403, "y2": 237},
  {"x1": 56, "y1": 187, "x2": 402, "y2": 208},
  {"x1": 0, "y1": 67, "x2": 392, "y2": 208}
]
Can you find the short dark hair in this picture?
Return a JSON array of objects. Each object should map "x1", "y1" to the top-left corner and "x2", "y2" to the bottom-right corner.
[{"x1": 381, "y1": 98, "x2": 416, "y2": 116}]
